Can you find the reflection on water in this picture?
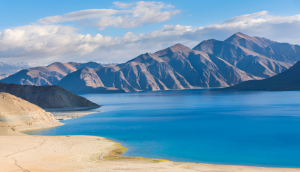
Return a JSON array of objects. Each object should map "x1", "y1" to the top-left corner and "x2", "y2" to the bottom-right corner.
[{"x1": 27, "y1": 89, "x2": 300, "y2": 167}]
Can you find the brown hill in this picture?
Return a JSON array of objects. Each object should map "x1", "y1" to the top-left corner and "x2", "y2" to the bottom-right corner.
[{"x1": 0, "y1": 92, "x2": 62, "y2": 135}]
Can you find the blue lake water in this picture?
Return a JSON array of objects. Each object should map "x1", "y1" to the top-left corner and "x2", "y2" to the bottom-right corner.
[{"x1": 27, "y1": 89, "x2": 300, "y2": 167}]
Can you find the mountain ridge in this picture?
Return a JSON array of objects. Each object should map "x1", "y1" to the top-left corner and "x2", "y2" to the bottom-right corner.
[
  {"x1": 193, "y1": 36, "x2": 292, "y2": 78},
  {"x1": 224, "y1": 32, "x2": 300, "y2": 63},
  {"x1": 1, "y1": 61, "x2": 104, "y2": 86}
]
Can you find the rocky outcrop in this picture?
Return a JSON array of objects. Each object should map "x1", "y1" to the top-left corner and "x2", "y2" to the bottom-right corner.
[
  {"x1": 0, "y1": 92, "x2": 62, "y2": 134},
  {"x1": 0, "y1": 82, "x2": 100, "y2": 111},
  {"x1": 218, "y1": 61, "x2": 300, "y2": 91}
]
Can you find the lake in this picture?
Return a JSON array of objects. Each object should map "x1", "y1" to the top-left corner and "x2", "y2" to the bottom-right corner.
[{"x1": 27, "y1": 89, "x2": 300, "y2": 167}]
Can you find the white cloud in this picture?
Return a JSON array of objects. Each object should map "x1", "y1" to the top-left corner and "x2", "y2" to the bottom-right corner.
[
  {"x1": 113, "y1": 2, "x2": 133, "y2": 9},
  {"x1": 37, "y1": 1, "x2": 180, "y2": 30},
  {"x1": 37, "y1": 9, "x2": 124, "y2": 24},
  {"x1": 1, "y1": 11, "x2": 300, "y2": 65}
]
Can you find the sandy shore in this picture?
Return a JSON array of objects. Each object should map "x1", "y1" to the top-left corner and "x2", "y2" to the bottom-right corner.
[{"x1": 0, "y1": 135, "x2": 299, "y2": 172}]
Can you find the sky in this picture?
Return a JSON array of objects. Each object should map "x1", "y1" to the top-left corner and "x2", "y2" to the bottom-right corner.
[{"x1": 1, "y1": 0, "x2": 300, "y2": 65}]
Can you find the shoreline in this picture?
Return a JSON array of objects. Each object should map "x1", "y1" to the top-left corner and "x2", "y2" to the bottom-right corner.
[
  {"x1": 1, "y1": 135, "x2": 299, "y2": 172},
  {"x1": 51, "y1": 110, "x2": 100, "y2": 120},
  {"x1": 1, "y1": 112, "x2": 300, "y2": 171}
]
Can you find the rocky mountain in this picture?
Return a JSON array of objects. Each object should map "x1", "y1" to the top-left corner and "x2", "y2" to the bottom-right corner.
[
  {"x1": 193, "y1": 34, "x2": 292, "y2": 78},
  {"x1": 0, "y1": 62, "x2": 30, "y2": 74},
  {"x1": 218, "y1": 61, "x2": 300, "y2": 91},
  {"x1": 224, "y1": 32, "x2": 300, "y2": 64},
  {"x1": 1, "y1": 61, "x2": 104, "y2": 86},
  {"x1": 0, "y1": 82, "x2": 100, "y2": 111},
  {"x1": 58, "y1": 44, "x2": 260, "y2": 92},
  {"x1": 0, "y1": 92, "x2": 62, "y2": 135}
]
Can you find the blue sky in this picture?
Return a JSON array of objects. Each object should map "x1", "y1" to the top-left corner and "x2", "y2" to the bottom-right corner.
[
  {"x1": 2, "y1": 0, "x2": 300, "y2": 36},
  {"x1": 1, "y1": 0, "x2": 300, "y2": 65}
]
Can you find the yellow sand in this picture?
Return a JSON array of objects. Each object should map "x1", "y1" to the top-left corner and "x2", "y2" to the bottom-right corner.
[{"x1": 0, "y1": 134, "x2": 299, "y2": 172}]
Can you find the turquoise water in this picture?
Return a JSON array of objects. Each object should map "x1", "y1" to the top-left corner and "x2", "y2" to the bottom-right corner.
[{"x1": 27, "y1": 90, "x2": 300, "y2": 167}]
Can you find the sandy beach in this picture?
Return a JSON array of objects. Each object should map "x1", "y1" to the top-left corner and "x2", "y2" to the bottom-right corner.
[{"x1": 0, "y1": 134, "x2": 299, "y2": 172}]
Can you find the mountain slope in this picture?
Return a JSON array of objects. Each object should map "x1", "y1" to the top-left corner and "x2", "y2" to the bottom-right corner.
[
  {"x1": 219, "y1": 61, "x2": 300, "y2": 91},
  {"x1": 224, "y1": 32, "x2": 300, "y2": 64},
  {"x1": 0, "y1": 82, "x2": 100, "y2": 111},
  {"x1": 58, "y1": 44, "x2": 259, "y2": 93},
  {"x1": 1, "y1": 62, "x2": 104, "y2": 86},
  {"x1": 193, "y1": 37, "x2": 291, "y2": 78},
  {"x1": 0, "y1": 92, "x2": 62, "y2": 134}
]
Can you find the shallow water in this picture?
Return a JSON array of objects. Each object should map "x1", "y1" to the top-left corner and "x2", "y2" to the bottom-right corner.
[{"x1": 27, "y1": 89, "x2": 300, "y2": 167}]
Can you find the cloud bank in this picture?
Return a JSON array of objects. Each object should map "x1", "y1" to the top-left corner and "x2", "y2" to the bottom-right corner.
[
  {"x1": 37, "y1": 1, "x2": 180, "y2": 30},
  {"x1": 1, "y1": 8, "x2": 300, "y2": 65}
]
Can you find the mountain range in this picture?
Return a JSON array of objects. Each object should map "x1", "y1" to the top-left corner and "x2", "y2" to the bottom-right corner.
[
  {"x1": 1, "y1": 61, "x2": 104, "y2": 86},
  {"x1": 193, "y1": 33, "x2": 292, "y2": 78},
  {"x1": 1, "y1": 32, "x2": 299, "y2": 93}
]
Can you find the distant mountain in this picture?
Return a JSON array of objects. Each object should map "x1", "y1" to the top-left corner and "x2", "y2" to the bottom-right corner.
[
  {"x1": 58, "y1": 67, "x2": 125, "y2": 94},
  {"x1": 224, "y1": 32, "x2": 300, "y2": 64},
  {"x1": 218, "y1": 61, "x2": 300, "y2": 91},
  {"x1": 57, "y1": 44, "x2": 259, "y2": 93},
  {"x1": 1, "y1": 61, "x2": 104, "y2": 86},
  {"x1": 68, "y1": 61, "x2": 105, "y2": 69},
  {"x1": 0, "y1": 62, "x2": 30, "y2": 74},
  {"x1": 0, "y1": 82, "x2": 100, "y2": 111},
  {"x1": 193, "y1": 36, "x2": 291, "y2": 78}
]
